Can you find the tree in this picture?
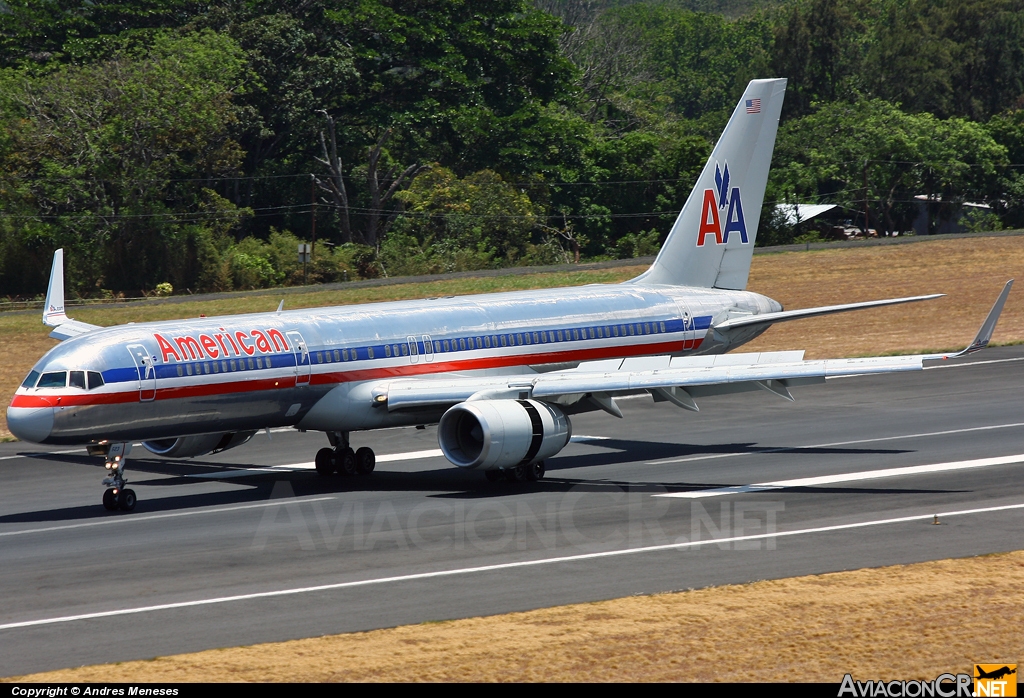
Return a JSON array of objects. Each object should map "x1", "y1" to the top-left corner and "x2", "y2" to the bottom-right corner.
[
  {"x1": 0, "y1": 30, "x2": 248, "y2": 294},
  {"x1": 771, "y1": 98, "x2": 1007, "y2": 236}
]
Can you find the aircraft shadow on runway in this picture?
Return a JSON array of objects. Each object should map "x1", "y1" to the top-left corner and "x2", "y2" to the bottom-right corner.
[{"x1": 2, "y1": 438, "x2": 962, "y2": 523}]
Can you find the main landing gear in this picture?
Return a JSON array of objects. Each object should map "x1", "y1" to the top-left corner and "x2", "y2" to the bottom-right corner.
[
  {"x1": 484, "y1": 461, "x2": 545, "y2": 483},
  {"x1": 94, "y1": 442, "x2": 137, "y2": 512},
  {"x1": 314, "y1": 431, "x2": 375, "y2": 477}
]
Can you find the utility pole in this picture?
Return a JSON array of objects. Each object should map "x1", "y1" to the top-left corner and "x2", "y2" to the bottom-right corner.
[{"x1": 310, "y1": 174, "x2": 317, "y2": 261}]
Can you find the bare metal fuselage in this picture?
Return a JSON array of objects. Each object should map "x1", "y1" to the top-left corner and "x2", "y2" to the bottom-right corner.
[{"x1": 10, "y1": 283, "x2": 780, "y2": 445}]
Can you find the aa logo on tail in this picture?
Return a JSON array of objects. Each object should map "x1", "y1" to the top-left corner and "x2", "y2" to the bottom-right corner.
[{"x1": 697, "y1": 162, "x2": 748, "y2": 247}]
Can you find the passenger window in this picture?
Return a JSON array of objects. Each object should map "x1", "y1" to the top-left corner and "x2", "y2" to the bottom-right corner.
[
  {"x1": 401, "y1": 343, "x2": 409, "y2": 356},
  {"x1": 248, "y1": 358, "x2": 254, "y2": 370},
  {"x1": 367, "y1": 347, "x2": 374, "y2": 359},
  {"x1": 334, "y1": 350, "x2": 340, "y2": 362},
  {"x1": 484, "y1": 336, "x2": 491, "y2": 348},
  {"x1": 660, "y1": 322, "x2": 666, "y2": 332},
  {"x1": 69, "y1": 371, "x2": 86, "y2": 389},
  {"x1": 187, "y1": 364, "x2": 194, "y2": 376},
  {"x1": 176, "y1": 365, "x2": 183, "y2": 377},
  {"x1": 87, "y1": 371, "x2": 104, "y2": 389},
  {"x1": 342, "y1": 349, "x2": 349, "y2": 361},
  {"x1": 516, "y1": 333, "x2": 523, "y2": 345},
  {"x1": 230, "y1": 360, "x2": 237, "y2": 371},
  {"x1": 37, "y1": 371, "x2": 67, "y2": 388},
  {"x1": 21, "y1": 370, "x2": 40, "y2": 389}
]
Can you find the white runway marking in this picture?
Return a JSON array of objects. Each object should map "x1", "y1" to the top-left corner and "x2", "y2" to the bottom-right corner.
[
  {"x1": 0, "y1": 496, "x2": 337, "y2": 538},
  {"x1": 656, "y1": 453, "x2": 1024, "y2": 499},
  {"x1": 186, "y1": 448, "x2": 448, "y2": 479},
  {"x1": 2, "y1": 500, "x2": 1022, "y2": 631},
  {"x1": 0, "y1": 448, "x2": 86, "y2": 461},
  {"x1": 646, "y1": 420, "x2": 1024, "y2": 466}
]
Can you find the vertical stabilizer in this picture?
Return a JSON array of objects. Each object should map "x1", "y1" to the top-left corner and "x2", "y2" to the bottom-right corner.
[{"x1": 631, "y1": 78, "x2": 786, "y2": 289}]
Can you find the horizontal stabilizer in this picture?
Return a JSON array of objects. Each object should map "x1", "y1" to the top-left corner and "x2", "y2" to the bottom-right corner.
[{"x1": 712, "y1": 294, "x2": 944, "y2": 333}]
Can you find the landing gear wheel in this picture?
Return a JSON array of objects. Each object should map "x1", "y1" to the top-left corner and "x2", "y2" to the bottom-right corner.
[
  {"x1": 315, "y1": 447, "x2": 336, "y2": 476},
  {"x1": 484, "y1": 469, "x2": 503, "y2": 482},
  {"x1": 525, "y1": 461, "x2": 545, "y2": 481},
  {"x1": 505, "y1": 464, "x2": 527, "y2": 483},
  {"x1": 355, "y1": 447, "x2": 375, "y2": 475},
  {"x1": 102, "y1": 488, "x2": 118, "y2": 511},
  {"x1": 118, "y1": 488, "x2": 137, "y2": 512},
  {"x1": 337, "y1": 447, "x2": 357, "y2": 476}
]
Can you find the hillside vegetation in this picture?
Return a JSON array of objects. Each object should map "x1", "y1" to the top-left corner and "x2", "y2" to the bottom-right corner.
[{"x1": 1, "y1": 0, "x2": 1023, "y2": 298}]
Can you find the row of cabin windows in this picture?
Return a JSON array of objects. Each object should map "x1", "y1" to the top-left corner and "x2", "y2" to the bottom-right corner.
[
  {"x1": 174, "y1": 355, "x2": 275, "y2": 377},
  {"x1": 22, "y1": 370, "x2": 104, "y2": 390},
  {"x1": 426, "y1": 321, "x2": 667, "y2": 355},
  {"x1": 311, "y1": 320, "x2": 672, "y2": 362}
]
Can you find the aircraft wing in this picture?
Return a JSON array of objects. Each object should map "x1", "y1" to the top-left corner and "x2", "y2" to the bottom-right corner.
[
  {"x1": 373, "y1": 280, "x2": 1012, "y2": 415},
  {"x1": 42, "y1": 249, "x2": 102, "y2": 341},
  {"x1": 374, "y1": 351, "x2": 923, "y2": 414}
]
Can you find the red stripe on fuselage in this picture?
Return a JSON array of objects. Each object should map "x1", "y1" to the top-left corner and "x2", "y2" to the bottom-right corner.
[{"x1": 9, "y1": 338, "x2": 701, "y2": 409}]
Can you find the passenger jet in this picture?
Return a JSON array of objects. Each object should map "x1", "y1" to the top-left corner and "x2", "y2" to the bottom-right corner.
[{"x1": 6, "y1": 78, "x2": 1013, "y2": 512}]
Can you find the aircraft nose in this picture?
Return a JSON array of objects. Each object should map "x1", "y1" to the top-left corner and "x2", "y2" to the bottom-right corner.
[{"x1": 7, "y1": 406, "x2": 54, "y2": 443}]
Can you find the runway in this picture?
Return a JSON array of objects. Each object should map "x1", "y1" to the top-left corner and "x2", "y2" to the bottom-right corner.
[{"x1": 2, "y1": 346, "x2": 1024, "y2": 676}]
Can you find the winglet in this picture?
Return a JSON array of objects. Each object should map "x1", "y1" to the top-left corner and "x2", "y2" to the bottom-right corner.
[
  {"x1": 926, "y1": 280, "x2": 1013, "y2": 360},
  {"x1": 277, "y1": 299, "x2": 284, "y2": 313},
  {"x1": 43, "y1": 249, "x2": 68, "y2": 327}
]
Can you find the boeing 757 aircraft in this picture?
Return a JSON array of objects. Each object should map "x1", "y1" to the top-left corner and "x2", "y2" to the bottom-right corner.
[{"x1": 7, "y1": 78, "x2": 1013, "y2": 512}]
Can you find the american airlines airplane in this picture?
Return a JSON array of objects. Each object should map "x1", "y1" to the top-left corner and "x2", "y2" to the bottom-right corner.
[{"x1": 6, "y1": 78, "x2": 1013, "y2": 512}]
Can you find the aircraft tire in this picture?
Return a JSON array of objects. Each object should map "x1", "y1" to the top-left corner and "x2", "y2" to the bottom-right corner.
[
  {"x1": 118, "y1": 489, "x2": 137, "y2": 512},
  {"x1": 337, "y1": 447, "x2": 357, "y2": 476},
  {"x1": 315, "y1": 448, "x2": 335, "y2": 476},
  {"x1": 355, "y1": 447, "x2": 375, "y2": 475},
  {"x1": 526, "y1": 461, "x2": 545, "y2": 481},
  {"x1": 102, "y1": 488, "x2": 118, "y2": 511},
  {"x1": 506, "y1": 464, "x2": 527, "y2": 483}
]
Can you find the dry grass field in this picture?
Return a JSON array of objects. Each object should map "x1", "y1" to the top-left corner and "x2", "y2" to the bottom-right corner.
[
  {"x1": 3, "y1": 236, "x2": 1024, "y2": 438},
  {"x1": 11, "y1": 550, "x2": 1023, "y2": 682}
]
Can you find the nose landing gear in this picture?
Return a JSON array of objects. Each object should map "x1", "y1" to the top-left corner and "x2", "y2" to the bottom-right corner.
[
  {"x1": 315, "y1": 432, "x2": 375, "y2": 477},
  {"x1": 96, "y1": 442, "x2": 137, "y2": 511}
]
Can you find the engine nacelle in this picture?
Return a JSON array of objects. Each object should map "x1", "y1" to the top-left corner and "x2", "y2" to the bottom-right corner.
[
  {"x1": 142, "y1": 431, "x2": 256, "y2": 458},
  {"x1": 438, "y1": 399, "x2": 571, "y2": 470}
]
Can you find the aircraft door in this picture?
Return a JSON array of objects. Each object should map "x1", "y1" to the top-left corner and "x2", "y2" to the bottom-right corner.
[
  {"x1": 672, "y1": 298, "x2": 696, "y2": 352},
  {"x1": 422, "y1": 335, "x2": 434, "y2": 363},
  {"x1": 287, "y1": 331, "x2": 311, "y2": 386},
  {"x1": 127, "y1": 344, "x2": 156, "y2": 401}
]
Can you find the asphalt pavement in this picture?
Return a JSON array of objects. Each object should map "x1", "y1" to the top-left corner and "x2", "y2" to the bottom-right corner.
[{"x1": 2, "y1": 346, "x2": 1023, "y2": 676}]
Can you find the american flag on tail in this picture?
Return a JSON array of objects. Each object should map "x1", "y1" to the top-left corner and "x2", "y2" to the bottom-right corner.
[{"x1": 745, "y1": 98, "x2": 761, "y2": 114}]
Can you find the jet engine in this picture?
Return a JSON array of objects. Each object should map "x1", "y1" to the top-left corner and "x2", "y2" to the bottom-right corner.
[
  {"x1": 142, "y1": 431, "x2": 256, "y2": 458},
  {"x1": 438, "y1": 399, "x2": 571, "y2": 470}
]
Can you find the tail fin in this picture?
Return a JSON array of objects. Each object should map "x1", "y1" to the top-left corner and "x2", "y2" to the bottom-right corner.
[{"x1": 632, "y1": 78, "x2": 786, "y2": 289}]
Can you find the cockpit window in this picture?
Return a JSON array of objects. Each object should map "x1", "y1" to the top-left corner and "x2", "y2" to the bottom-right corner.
[
  {"x1": 21, "y1": 370, "x2": 40, "y2": 389},
  {"x1": 37, "y1": 371, "x2": 67, "y2": 388},
  {"x1": 88, "y1": 371, "x2": 104, "y2": 389},
  {"x1": 69, "y1": 371, "x2": 87, "y2": 389}
]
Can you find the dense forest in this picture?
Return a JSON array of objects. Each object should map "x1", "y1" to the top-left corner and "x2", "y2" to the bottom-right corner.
[{"x1": 1, "y1": 0, "x2": 1023, "y2": 297}]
